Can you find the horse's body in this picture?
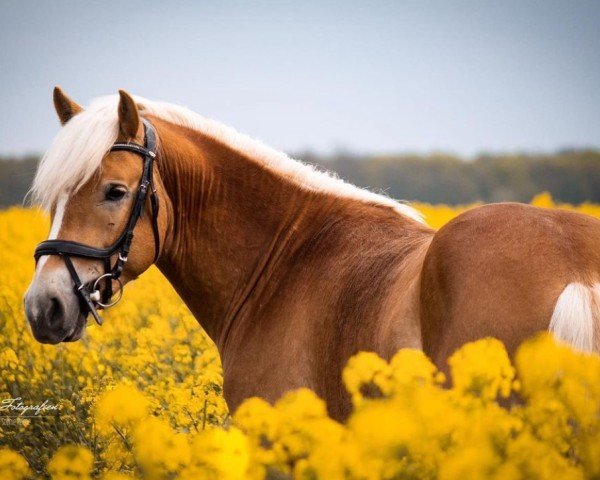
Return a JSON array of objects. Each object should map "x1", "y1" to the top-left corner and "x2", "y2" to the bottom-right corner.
[
  {"x1": 145, "y1": 116, "x2": 435, "y2": 419},
  {"x1": 25, "y1": 90, "x2": 600, "y2": 420}
]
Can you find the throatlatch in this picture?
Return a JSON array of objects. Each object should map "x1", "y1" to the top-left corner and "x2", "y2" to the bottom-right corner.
[{"x1": 34, "y1": 119, "x2": 161, "y2": 325}]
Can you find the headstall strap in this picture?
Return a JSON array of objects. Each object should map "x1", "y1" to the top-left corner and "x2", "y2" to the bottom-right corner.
[{"x1": 34, "y1": 118, "x2": 161, "y2": 325}]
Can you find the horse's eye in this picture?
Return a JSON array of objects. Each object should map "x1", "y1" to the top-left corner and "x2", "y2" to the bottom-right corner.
[{"x1": 105, "y1": 185, "x2": 127, "y2": 202}]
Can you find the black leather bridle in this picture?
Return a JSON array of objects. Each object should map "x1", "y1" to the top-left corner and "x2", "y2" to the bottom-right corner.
[{"x1": 34, "y1": 119, "x2": 161, "y2": 325}]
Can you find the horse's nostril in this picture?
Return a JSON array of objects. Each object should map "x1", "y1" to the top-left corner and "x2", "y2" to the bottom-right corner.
[{"x1": 47, "y1": 297, "x2": 64, "y2": 326}]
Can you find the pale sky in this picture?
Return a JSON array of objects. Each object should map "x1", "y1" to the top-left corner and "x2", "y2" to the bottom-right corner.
[{"x1": 1, "y1": 1, "x2": 599, "y2": 156}]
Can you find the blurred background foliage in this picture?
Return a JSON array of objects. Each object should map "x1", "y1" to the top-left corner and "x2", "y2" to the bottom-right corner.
[
  {"x1": 306, "y1": 149, "x2": 600, "y2": 204},
  {"x1": 2, "y1": 149, "x2": 599, "y2": 208}
]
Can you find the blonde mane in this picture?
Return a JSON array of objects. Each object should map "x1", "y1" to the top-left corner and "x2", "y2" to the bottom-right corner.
[{"x1": 32, "y1": 94, "x2": 424, "y2": 223}]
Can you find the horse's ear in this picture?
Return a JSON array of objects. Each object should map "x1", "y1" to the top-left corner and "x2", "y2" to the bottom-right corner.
[
  {"x1": 117, "y1": 89, "x2": 140, "y2": 140},
  {"x1": 53, "y1": 86, "x2": 83, "y2": 125}
]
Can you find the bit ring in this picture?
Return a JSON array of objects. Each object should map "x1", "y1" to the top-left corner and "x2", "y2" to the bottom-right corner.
[{"x1": 91, "y1": 274, "x2": 124, "y2": 308}]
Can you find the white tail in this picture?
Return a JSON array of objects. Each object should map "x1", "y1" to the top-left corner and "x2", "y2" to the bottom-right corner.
[{"x1": 549, "y1": 283, "x2": 600, "y2": 353}]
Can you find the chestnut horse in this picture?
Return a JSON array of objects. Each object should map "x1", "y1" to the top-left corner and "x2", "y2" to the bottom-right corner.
[{"x1": 25, "y1": 88, "x2": 600, "y2": 419}]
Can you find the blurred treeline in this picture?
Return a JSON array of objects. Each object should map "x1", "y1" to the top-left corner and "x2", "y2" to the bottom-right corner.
[
  {"x1": 306, "y1": 149, "x2": 600, "y2": 204},
  {"x1": 0, "y1": 156, "x2": 39, "y2": 207},
  {"x1": 1, "y1": 149, "x2": 599, "y2": 207}
]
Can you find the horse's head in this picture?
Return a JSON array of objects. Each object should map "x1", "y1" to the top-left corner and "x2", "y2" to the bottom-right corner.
[{"x1": 25, "y1": 88, "x2": 167, "y2": 344}]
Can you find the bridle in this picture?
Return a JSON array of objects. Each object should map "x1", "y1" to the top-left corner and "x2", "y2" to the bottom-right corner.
[{"x1": 34, "y1": 119, "x2": 161, "y2": 326}]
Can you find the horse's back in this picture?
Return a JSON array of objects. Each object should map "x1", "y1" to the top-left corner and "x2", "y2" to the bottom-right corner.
[{"x1": 419, "y1": 202, "x2": 600, "y2": 367}]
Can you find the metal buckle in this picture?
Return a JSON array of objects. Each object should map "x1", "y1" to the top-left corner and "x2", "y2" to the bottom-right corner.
[{"x1": 90, "y1": 273, "x2": 124, "y2": 309}]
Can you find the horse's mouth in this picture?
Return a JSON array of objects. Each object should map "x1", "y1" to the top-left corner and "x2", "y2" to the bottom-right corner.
[{"x1": 63, "y1": 312, "x2": 87, "y2": 342}]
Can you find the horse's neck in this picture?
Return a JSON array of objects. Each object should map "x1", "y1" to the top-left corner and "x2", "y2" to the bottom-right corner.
[
  {"x1": 152, "y1": 118, "x2": 431, "y2": 355},
  {"x1": 154, "y1": 119, "x2": 317, "y2": 345}
]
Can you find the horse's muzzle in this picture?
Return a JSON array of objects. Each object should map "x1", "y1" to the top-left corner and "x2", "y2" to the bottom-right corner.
[{"x1": 24, "y1": 279, "x2": 87, "y2": 344}]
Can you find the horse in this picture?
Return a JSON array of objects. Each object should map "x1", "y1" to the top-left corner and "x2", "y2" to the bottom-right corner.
[{"x1": 24, "y1": 88, "x2": 600, "y2": 420}]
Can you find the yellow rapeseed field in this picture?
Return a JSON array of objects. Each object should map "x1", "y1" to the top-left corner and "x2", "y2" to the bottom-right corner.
[{"x1": 1, "y1": 193, "x2": 599, "y2": 479}]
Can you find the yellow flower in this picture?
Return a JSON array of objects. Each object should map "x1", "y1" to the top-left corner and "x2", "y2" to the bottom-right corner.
[
  {"x1": 0, "y1": 448, "x2": 31, "y2": 480},
  {"x1": 0, "y1": 347, "x2": 19, "y2": 369},
  {"x1": 439, "y1": 443, "x2": 502, "y2": 480},
  {"x1": 531, "y1": 191, "x2": 555, "y2": 208},
  {"x1": 343, "y1": 351, "x2": 393, "y2": 407},
  {"x1": 99, "y1": 473, "x2": 134, "y2": 480},
  {"x1": 389, "y1": 348, "x2": 445, "y2": 387},
  {"x1": 275, "y1": 388, "x2": 328, "y2": 420},
  {"x1": 449, "y1": 337, "x2": 515, "y2": 400},
  {"x1": 233, "y1": 397, "x2": 279, "y2": 445},
  {"x1": 47, "y1": 445, "x2": 94, "y2": 480},
  {"x1": 504, "y1": 431, "x2": 584, "y2": 480},
  {"x1": 181, "y1": 427, "x2": 249, "y2": 480},
  {"x1": 94, "y1": 383, "x2": 150, "y2": 436},
  {"x1": 132, "y1": 417, "x2": 190, "y2": 479}
]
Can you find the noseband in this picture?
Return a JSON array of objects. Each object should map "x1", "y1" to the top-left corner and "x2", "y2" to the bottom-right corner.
[{"x1": 34, "y1": 119, "x2": 161, "y2": 325}]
